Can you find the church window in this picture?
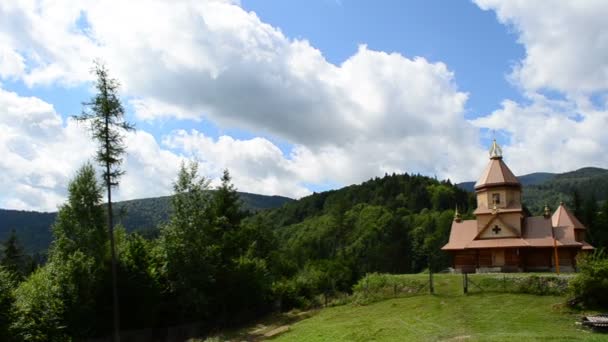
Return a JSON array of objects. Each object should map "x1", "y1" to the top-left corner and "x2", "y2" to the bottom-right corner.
[{"x1": 492, "y1": 193, "x2": 501, "y2": 205}]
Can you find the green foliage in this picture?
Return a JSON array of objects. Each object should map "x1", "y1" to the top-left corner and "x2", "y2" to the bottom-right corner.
[
  {"x1": 115, "y1": 231, "x2": 164, "y2": 330},
  {"x1": 351, "y1": 273, "x2": 427, "y2": 305},
  {"x1": 160, "y1": 162, "x2": 216, "y2": 320},
  {"x1": 569, "y1": 251, "x2": 608, "y2": 308},
  {"x1": 471, "y1": 274, "x2": 570, "y2": 296},
  {"x1": 75, "y1": 62, "x2": 134, "y2": 187},
  {"x1": 50, "y1": 163, "x2": 106, "y2": 264},
  {"x1": 0, "y1": 192, "x2": 292, "y2": 256},
  {"x1": 0, "y1": 267, "x2": 16, "y2": 341},
  {"x1": 1, "y1": 230, "x2": 34, "y2": 278},
  {"x1": 257, "y1": 173, "x2": 468, "y2": 309},
  {"x1": 11, "y1": 264, "x2": 69, "y2": 341}
]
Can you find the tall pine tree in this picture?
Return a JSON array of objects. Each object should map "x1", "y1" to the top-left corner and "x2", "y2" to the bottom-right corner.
[{"x1": 74, "y1": 62, "x2": 134, "y2": 341}]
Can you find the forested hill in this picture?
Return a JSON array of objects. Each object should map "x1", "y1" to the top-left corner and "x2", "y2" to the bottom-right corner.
[
  {"x1": 251, "y1": 173, "x2": 473, "y2": 284},
  {"x1": 457, "y1": 167, "x2": 608, "y2": 214},
  {"x1": 0, "y1": 192, "x2": 292, "y2": 254}
]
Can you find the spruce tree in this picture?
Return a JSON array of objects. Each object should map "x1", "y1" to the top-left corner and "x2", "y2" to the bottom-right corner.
[
  {"x1": 0, "y1": 230, "x2": 25, "y2": 277},
  {"x1": 74, "y1": 62, "x2": 134, "y2": 341}
]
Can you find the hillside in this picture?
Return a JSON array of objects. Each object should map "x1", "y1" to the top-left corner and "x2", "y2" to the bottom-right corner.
[
  {"x1": 210, "y1": 274, "x2": 599, "y2": 341},
  {"x1": 249, "y1": 173, "x2": 473, "y2": 289},
  {"x1": 458, "y1": 167, "x2": 608, "y2": 214},
  {"x1": 270, "y1": 276, "x2": 594, "y2": 342},
  {"x1": 0, "y1": 191, "x2": 292, "y2": 254}
]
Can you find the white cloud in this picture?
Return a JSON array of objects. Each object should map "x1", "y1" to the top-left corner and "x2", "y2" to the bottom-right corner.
[
  {"x1": 0, "y1": 0, "x2": 489, "y2": 211},
  {"x1": 0, "y1": 86, "x2": 316, "y2": 211},
  {"x1": 471, "y1": 0, "x2": 608, "y2": 175},
  {"x1": 471, "y1": 95, "x2": 608, "y2": 174},
  {"x1": 0, "y1": 87, "x2": 94, "y2": 211},
  {"x1": 474, "y1": 0, "x2": 608, "y2": 96}
]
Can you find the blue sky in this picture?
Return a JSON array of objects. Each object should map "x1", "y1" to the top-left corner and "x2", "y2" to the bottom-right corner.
[{"x1": 1, "y1": 0, "x2": 607, "y2": 211}]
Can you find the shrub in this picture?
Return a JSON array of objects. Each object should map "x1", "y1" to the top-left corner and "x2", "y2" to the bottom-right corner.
[
  {"x1": 569, "y1": 251, "x2": 608, "y2": 308},
  {"x1": 472, "y1": 274, "x2": 570, "y2": 296},
  {"x1": 351, "y1": 273, "x2": 426, "y2": 305}
]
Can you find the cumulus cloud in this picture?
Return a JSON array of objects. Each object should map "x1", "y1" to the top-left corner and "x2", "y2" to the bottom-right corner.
[
  {"x1": 471, "y1": 0, "x2": 608, "y2": 174},
  {"x1": 0, "y1": 86, "x2": 316, "y2": 211},
  {"x1": 0, "y1": 0, "x2": 490, "y2": 210},
  {"x1": 475, "y1": 0, "x2": 608, "y2": 97},
  {"x1": 0, "y1": 87, "x2": 94, "y2": 211}
]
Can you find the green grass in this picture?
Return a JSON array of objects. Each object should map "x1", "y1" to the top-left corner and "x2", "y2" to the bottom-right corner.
[{"x1": 269, "y1": 274, "x2": 607, "y2": 342}]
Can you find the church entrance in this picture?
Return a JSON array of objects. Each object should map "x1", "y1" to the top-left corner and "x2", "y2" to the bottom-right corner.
[{"x1": 492, "y1": 249, "x2": 505, "y2": 266}]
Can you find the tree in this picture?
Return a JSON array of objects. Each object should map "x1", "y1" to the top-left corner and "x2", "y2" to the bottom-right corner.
[
  {"x1": 1, "y1": 230, "x2": 27, "y2": 278},
  {"x1": 50, "y1": 163, "x2": 106, "y2": 264},
  {"x1": 12, "y1": 164, "x2": 110, "y2": 340},
  {"x1": 160, "y1": 161, "x2": 217, "y2": 321},
  {"x1": 74, "y1": 62, "x2": 134, "y2": 341},
  {"x1": 0, "y1": 267, "x2": 16, "y2": 341}
]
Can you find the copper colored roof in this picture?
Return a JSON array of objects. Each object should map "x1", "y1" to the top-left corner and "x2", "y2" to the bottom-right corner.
[
  {"x1": 442, "y1": 220, "x2": 477, "y2": 250},
  {"x1": 442, "y1": 216, "x2": 589, "y2": 251},
  {"x1": 552, "y1": 203, "x2": 586, "y2": 230},
  {"x1": 474, "y1": 158, "x2": 520, "y2": 190}
]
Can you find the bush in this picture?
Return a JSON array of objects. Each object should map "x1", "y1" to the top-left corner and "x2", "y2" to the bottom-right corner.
[
  {"x1": 351, "y1": 273, "x2": 426, "y2": 305},
  {"x1": 474, "y1": 274, "x2": 570, "y2": 296},
  {"x1": 569, "y1": 251, "x2": 608, "y2": 308}
]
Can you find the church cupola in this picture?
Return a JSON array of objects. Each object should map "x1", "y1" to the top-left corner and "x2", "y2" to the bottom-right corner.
[
  {"x1": 474, "y1": 139, "x2": 520, "y2": 191},
  {"x1": 489, "y1": 139, "x2": 503, "y2": 159},
  {"x1": 473, "y1": 139, "x2": 524, "y2": 234}
]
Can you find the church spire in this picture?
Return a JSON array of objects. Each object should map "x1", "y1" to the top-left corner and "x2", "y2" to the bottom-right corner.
[
  {"x1": 454, "y1": 205, "x2": 462, "y2": 222},
  {"x1": 489, "y1": 139, "x2": 503, "y2": 159}
]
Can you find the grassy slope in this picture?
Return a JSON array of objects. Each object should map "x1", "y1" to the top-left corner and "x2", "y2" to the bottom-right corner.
[{"x1": 269, "y1": 274, "x2": 606, "y2": 342}]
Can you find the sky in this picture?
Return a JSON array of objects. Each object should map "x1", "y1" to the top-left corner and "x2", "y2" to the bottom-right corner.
[{"x1": 1, "y1": 0, "x2": 608, "y2": 212}]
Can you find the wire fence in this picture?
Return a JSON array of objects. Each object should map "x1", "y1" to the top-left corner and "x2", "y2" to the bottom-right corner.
[{"x1": 463, "y1": 273, "x2": 572, "y2": 296}]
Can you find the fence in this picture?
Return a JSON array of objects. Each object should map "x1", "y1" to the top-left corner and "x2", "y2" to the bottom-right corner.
[
  {"x1": 463, "y1": 273, "x2": 572, "y2": 296},
  {"x1": 351, "y1": 273, "x2": 434, "y2": 305}
]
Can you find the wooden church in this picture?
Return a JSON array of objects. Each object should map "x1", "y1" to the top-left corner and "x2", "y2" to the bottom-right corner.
[{"x1": 442, "y1": 140, "x2": 593, "y2": 273}]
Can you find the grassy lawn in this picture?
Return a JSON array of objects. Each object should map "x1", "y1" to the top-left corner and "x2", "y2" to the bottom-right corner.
[{"x1": 266, "y1": 274, "x2": 607, "y2": 342}]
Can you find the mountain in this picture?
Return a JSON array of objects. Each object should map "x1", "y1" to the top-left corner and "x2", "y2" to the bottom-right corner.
[
  {"x1": 457, "y1": 167, "x2": 608, "y2": 214},
  {"x1": 0, "y1": 192, "x2": 293, "y2": 254},
  {"x1": 456, "y1": 172, "x2": 556, "y2": 192}
]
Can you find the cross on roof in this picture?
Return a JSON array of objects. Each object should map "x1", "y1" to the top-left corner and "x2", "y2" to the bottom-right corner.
[{"x1": 492, "y1": 225, "x2": 502, "y2": 234}]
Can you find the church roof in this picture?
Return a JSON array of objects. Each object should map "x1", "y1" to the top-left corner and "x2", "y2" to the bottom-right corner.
[
  {"x1": 441, "y1": 216, "x2": 587, "y2": 250},
  {"x1": 474, "y1": 140, "x2": 520, "y2": 190},
  {"x1": 474, "y1": 156, "x2": 520, "y2": 190},
  {"x1": 552, "y1": 203, "x2": 586, "y2": 230}
]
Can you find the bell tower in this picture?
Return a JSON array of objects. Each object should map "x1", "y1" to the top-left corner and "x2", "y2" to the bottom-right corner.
[{"x1": 473, "y1": 140, "x2": 524, "y2": 238}]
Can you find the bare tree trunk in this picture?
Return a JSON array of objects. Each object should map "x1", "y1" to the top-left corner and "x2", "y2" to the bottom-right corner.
[{"x1": 106, "y1": 116, "x2": 120, "y2": 342}]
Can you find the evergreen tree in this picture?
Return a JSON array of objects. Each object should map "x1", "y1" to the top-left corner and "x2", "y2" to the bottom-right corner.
[
  {"x1": 74, "y1": 62, "x2": 134, "y2": 341},
  {"x1": 1, "y1": 230, "x2": 26, "y2": 278}
]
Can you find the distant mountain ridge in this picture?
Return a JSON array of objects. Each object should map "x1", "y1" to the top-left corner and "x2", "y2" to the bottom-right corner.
[
  {"x1": 0, "y1": 191, "x2": 293, "y2": 254},
  {"x1": 456, "y1": 172, "x2": 557, "y2": 192}
]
